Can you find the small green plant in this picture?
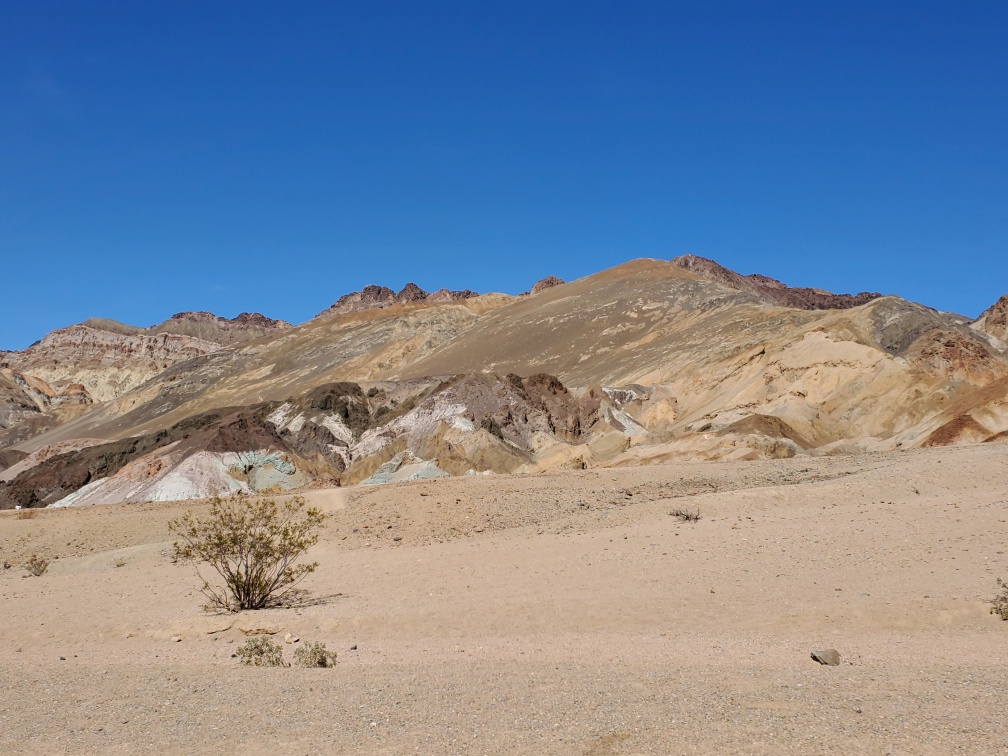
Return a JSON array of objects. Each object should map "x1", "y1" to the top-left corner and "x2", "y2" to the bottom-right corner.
[
  {"x1": 992, "y1": 578, "x2": 1008, "y2": 621},
  {"x1": 294, "y1": 641, "x2": 338, "y2": 668},
  {"x1": 169, "y1": 494, "x2": 326, "y2": 612},
  {"x1": 25, "y1": 555, "x2": 49, "y2": 576},
  {"x1": 236, "y1": 636, "x2": 284, "y2": 666},
  {"x1": 670, "y1": 507, "x2": 701, "y2": 523}
]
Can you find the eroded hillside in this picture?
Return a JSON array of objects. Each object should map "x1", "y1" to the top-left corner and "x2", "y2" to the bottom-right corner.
[{"x1": 2, "y1": 258, "x2": 1006, "y2": 508}]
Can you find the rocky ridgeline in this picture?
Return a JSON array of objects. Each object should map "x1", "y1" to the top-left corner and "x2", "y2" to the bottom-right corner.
[
  {"x1": 148, "y1": 310, "x2": 292, "y2": 345},
  {"x1": 317, "y1": 283, "x2": 478, "y2": 318},
  {"x1": 3, "y1": 256, "x2": 1007, "y2": 508},
  {"x1": 671, "y1": 254, "x2": 882, "y2": 310},
  {"x1": 1, "y1": 310, "x2": 291, "y2": 404}
]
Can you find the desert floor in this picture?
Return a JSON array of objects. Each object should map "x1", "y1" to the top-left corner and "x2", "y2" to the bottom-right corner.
[{"x1": 2, "y1": 443, "x2": 1007, "y2": 754}]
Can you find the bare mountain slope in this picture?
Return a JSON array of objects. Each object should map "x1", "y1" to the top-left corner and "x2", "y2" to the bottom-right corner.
[
  {"x1": 398, "y1": 259, "x2": 1008, "y2": 449},
  {"x1": 1, "y1": 311, "x2": 291, "y2": 404},
  {"x1": 3, "y1": 257, "x2": 1007, "y2": 508},
  {"x1": 10, "y1": 296, "x2": 510, "y2": 454}
]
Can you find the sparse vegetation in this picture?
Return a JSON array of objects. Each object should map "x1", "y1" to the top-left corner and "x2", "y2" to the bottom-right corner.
[
  {"x1": 236, "y1": 636, "x2": 285, "y2": 666},
  {"x1": 294, "y1": 640, "x2": 338, "y2": 668},
  {"x1": 113, "y1": 557, "x2": 127, "y2": 568},
  {"x1": 16, "y1": 509, "x2": 35, "y2": 520},
  {"x1": 992, "y1": 578, "x2": 1008, "y2": 621},
  {"x1": 670, "y1": 507, "x2": 701, "y2": 523},
  {"x1": 169, "y1": 494, "x2": 326, "y2": 612},
  {"x1": 25, "y1": 555, "x2": 49, "y2": 576}
]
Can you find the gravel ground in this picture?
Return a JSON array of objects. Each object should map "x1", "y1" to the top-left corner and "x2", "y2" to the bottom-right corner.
[{"x1": 2, "y1": 444, "x2": 1007, "y2": 754}]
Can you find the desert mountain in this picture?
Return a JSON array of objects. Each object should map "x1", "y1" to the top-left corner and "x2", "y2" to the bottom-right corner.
[
  {"x1": 2, "y1": 258, "x2": 1006, "y2": 509},
  {"x1": 148, "y1": 311, "x2": 292, "y2": 345},
  {"x1": 0, "y1": 311, "x2": 290, "y2": 403}
]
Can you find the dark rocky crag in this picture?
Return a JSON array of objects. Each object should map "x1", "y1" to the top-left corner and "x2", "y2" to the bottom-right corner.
[
  {"x1": 317, "y1": 283, "x2": 478, "y2": 318},
  {"x1": 671, "y1": 254, "x2": 882, "y2": 310}
]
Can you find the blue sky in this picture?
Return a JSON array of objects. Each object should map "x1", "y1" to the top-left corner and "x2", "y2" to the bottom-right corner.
[{"x1": 2, "y1": 2, "x2": 1006, "y2": 350}]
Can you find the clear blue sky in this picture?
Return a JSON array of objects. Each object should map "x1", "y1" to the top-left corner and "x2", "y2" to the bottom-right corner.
[{"x1": 2, "y1": 1, "x2": 1006, "y2": 350}]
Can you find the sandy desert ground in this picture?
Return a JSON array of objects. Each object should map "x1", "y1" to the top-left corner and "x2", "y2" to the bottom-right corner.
[{"x1": 2, "y1": 443, "x2": 1007, "y2": 754}]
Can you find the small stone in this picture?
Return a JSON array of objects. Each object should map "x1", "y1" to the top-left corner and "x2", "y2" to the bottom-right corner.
[
  {"x1": 350, "y1": 644, "x2": 358, "y2": 651},
  {"x1": 59, "y1": 656, "x2": 66, "y2": 661},
  {"x1": 284, "y1": 633, "x2": 300, "y2": 644},
  {"x1": 811, "y1": 648, "x2": 841, "y2": 666},
  {"x1": 171, "y1": 637, "x2": 182, "y2": 643}
]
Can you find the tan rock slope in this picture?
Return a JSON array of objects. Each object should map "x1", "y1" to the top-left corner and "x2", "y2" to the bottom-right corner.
[
  {"x1": 2, "y1": 258, "x2": 1006, "y2": 508},
  {"x1": 1, "y1": 311, "x2": 290, "y2": 403}
]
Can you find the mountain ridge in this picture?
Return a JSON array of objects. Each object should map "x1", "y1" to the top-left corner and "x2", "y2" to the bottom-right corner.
[{"x1": 2, "y1": 256, "x2": 1006, "y2": 509}]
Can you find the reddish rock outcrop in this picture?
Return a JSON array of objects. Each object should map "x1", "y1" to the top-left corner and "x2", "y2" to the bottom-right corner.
[
  {"x1": 530, "y1": 275, "x2": 565, "y2": 295},
  {"x1": 671, "y1": 254, "x2": 881, "y2": 310},
  {"x1": 922, "y1": 414, "x2": 993, "y2": 447},
  {"x1": 905, "y1": 328, "x2": 1008, "y2": 386},
  {"x1": 317, "y1": 283, "x2": 478, "y2": 317}
]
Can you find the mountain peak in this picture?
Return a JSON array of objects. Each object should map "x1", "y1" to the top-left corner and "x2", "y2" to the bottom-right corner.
[{"x1": 530, "y1": 275, "x2": 565, "y2": 295}]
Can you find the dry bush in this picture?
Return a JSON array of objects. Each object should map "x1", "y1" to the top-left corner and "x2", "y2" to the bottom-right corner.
[
  {"x1": 294, "y1": 641, "x2": 338, "y2": 668},
  {"x1": 236, "y1": 636, "x2": 284, "y2": 667},
  {"x1": 992, "y1": 578, "x2": 1008, "y2": 621},
  {"x1": 25, "y1": 555, "x2": 49, "y2": 576},
  {"x1": 15, "y1": 509, "x2": 35, "y2": 520},
  {"x1": 169, "y1": 494, "x2": 325, "y2": 612},
  {"x1": 670, "y1": 507, "x2": 701, "y2": 523}
]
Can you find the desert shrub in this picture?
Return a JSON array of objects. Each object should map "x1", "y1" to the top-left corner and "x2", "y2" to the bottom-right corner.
[
  {"x1": 25, "y1": 555, "x2": 49, "y2": 576},
  {"x1": 294, "y1": 641, "x2": 338, "y2": 668},
  {"x1": 992, "y1": 578, "x2": 1008, "y2": 621},
  {"x1": 169, "y1": 494, "x2": 325, "y2": 612},
  {"x1": 16, "y1": 509, "x2": 35, "y2": 520},
  {"x1": 670, "y1": 507, "x2": 701, "y2": 523},
  {"x1": 236, "y1": 636, "x2": 284, "y2": 667}
]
